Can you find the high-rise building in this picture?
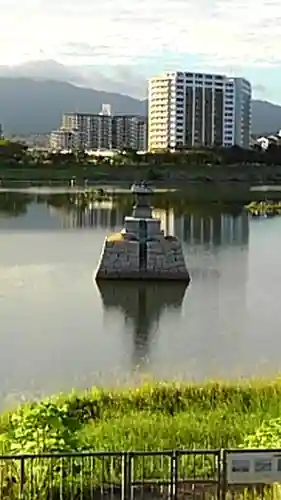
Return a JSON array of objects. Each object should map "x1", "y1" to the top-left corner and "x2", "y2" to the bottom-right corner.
[
  {"x1": 112, "y1": 115, "x2": 147, "y2": 151},
  {"x1": 148, "y1": 72, "x2": 251, "y2": 151},
  {"x1": 61, "y1": 104, "x2": 112, "y2": 150},
  {"x1": 52, "y1": 105, "x2": 147, "y2": 152},
  {"x1": 137, "y1": 118, "x2": 148, "y2": 152},
  {"x1": 49, "y1": 128, "x2": 82, "y2": 151},
  {"x1": 233, "y1": 78, "x2": 252, "y2": 149}
]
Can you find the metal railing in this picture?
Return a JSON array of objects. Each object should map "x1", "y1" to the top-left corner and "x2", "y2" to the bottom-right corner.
[{"x1": 0, "y1": 449, "x2": 279, "y2": 499}]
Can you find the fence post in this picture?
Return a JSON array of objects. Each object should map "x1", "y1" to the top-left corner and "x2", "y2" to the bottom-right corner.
[
  {"x1": 170, "y1": 450, "x2": 178, "y2": 500},
  {"x1": 121, "y1": 452, "x2": 132, "y2": 500},
  {"x1": 19, "y1": 456, "x2": 25, "y2": 499},
  {"x1": 127, "y1": 452, "x2": 132, "y2": 500},
  {"x1": 221, "y1": 449, "x2": 228, "y2": 500}
]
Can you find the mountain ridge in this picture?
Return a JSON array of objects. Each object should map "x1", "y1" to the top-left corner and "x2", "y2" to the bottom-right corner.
[
  {"x1": 0, "y1": 74, "x2": 279, "y2": 136},
  {"x1": 0, "y1": 59, "x2": 146, "y2": 98},
  {"x1": 0, "y1": 77, "x2": 147, "y2": 135}
]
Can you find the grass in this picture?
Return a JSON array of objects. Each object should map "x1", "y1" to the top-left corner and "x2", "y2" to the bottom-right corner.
[
  {"x1": 247, "y1": 200, "x2": 281, "y2": 216},
  {"x1": 1, "y1": 162, "x2": 281, "y2": 185},
  {"x1": 1, "y1": 379, "x2": 281, "y2": 452},
  {"x1": 0, "y1": 380, "x2": 281, "y2": 498}
]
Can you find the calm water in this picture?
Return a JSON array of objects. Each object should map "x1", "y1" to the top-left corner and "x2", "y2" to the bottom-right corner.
[{"x1": 0, "y1": 188, "x2": 280, "y2": 404}]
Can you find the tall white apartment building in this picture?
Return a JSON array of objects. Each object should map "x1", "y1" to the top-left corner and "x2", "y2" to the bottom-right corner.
[{"x1": 148, "y1": 72, "x2": 251, "y2": 151}]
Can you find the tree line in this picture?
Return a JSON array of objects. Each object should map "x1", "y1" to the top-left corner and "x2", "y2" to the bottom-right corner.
[{"x1": 1, "y1": 139, "x2": 281, "y2": 168}]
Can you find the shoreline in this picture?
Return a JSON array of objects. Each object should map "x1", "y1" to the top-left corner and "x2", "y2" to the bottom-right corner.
[
  {"x1": 1, "y1": 163, "x2": 281, "y2": 185},
  {"x1": 2, "y1": 179, "x2": 281, "y2": 204}
]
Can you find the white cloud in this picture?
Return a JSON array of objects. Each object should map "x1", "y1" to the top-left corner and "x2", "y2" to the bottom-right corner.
[{"x1": 0, "y1": 0, "x2": 280, "y2": 68}]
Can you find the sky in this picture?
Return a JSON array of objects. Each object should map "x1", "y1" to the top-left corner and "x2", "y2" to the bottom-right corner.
[{"x1": 0, "y1": 0, "x2": 281, "y2": 102}]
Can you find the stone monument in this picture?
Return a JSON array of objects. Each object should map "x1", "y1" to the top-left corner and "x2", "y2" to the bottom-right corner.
[{"x1": 95, "y1": 182, "x2": 190, "y2": 282}]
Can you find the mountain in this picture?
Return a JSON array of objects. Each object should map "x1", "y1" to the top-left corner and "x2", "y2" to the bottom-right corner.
[
  {"x1": 0, "y1": 74, "x2": 280, "y2": 136},
  {"x1": 0, "y1": 59, "x2": 147, "y2": 98},
  {"x1": 0, "y1": 60, "x2": 84, "y2": 85},
  {"x1": 0, "y1": 78, "x2": 147, "y2": 135},
  {"x1": 251, "y1": 100, "x2": 281, "y2": 135}
]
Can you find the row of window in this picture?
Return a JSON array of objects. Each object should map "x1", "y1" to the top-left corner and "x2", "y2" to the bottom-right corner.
[{"x1": 174, "y1": 84, "x2": 234, "y2": 90}]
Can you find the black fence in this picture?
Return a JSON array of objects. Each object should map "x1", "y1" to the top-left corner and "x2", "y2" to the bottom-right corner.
[{"x1": 0, "y1": 449, "x2": 280, "y2": 499}]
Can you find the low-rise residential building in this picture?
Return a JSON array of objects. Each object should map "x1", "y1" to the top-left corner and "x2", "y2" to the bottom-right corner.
[{"x1": 255, "y1": 129, "x2": 281, "y2": 150}]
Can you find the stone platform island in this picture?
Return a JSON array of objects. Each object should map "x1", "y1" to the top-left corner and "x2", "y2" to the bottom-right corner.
[{"x1": 95, "y1": 183, "x2": 190, "y2": 282}]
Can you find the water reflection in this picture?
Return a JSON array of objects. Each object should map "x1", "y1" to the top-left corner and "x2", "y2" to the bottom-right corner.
[
  {"x1": 0, "y1": 190, "x2": 249, "y2": 247},
  {"x1": 52, "y1": 204, "x2": 249, "y2": 246},
  {"x1": 1, "y1": 188, "x2": 267, "y2": 396},
  {"x1": 97, "y1": 281, "x2": 187, "y2": 370},
  {"x1": 0, "y1": 191, "x2": 33, "y2": 216}
]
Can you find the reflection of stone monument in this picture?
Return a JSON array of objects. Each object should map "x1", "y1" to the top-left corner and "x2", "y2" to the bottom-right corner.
[
  {"x1": 97, "y1": 281, "x2": 187, "y2": 368},
  {"x1": 95, "y1": 183, "x2": 190, "y2": 281}
]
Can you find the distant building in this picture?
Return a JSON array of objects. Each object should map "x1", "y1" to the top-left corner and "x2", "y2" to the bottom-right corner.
[
  {"x1": 61, "y1": 107, "x2": 112, "y2": 150},
  {"x1": 0, "y1": 124, "x2": 3, "y2": 139},
  {"x1": 112, "y1": 115, "x2": 147, "y2": 150},
  {"x1": 255, "y1": 129, "x2": 281, "y2": 150},
  {"x1": 233, "y1": 78, "x2": 252, "y2": 149},
  {"x1": 49, "y1": 128, "x2": 82, "y2": 151},
  {"x1": 148, "y1": 71, "x2": 252, "y2": 151},
  {"x1": 51, "y1": 105, "x2": 147, "y2": 152},
  {"x1": 137, "y1": 117, "x2": 148, "y2": 151}
]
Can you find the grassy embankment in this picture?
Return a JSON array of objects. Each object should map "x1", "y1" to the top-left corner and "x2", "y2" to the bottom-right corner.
[
  {"x1": 1, "y1": 380, "x2": 281, "y2": 453},
  {"x1": 2, "y1": 162, "x2": 281, "y2": 184},
  {"x1": 1, "y1": 380, "x2": 281, "y2": 496}
]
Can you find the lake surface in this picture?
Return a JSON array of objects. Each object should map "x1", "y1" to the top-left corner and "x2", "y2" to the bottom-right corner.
[{"x1": 0, "y1": 188, "x2": 280, "y2": 405}]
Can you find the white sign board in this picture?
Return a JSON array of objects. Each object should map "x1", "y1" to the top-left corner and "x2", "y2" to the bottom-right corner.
[{"x1": 227, "y1": 451, "x2": 281, "y2": 484}]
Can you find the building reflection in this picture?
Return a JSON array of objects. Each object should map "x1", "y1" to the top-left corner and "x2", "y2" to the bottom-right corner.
[
  {"x1": 153, "y1": 208, "x2": 249, "y2": 246},
  {"x1": 48, "y1": 200, "x2": 124, "y2": 230},
  {"x1": 49, "y1": 200, "x2": 249, "y2": 247},
  {"x1": 96, "y1": 281, "x2": 187, "y2": 370}
]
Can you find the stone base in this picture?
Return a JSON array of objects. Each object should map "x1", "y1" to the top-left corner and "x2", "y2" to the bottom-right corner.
[
  {"x1": 96, "y1": 270, "x2": 191, "y2": 282},
  {"x1": 95, "y1": 235, "x2": 190, "y2": 283}
]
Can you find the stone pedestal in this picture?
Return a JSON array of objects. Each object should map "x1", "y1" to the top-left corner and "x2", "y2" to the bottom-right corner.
[
  {"x1": 95, "y1": 184, "x2": 190, "y2": 282},
  {"x1": 95, "y1": 233, "x2": 190, "y2": 282}
]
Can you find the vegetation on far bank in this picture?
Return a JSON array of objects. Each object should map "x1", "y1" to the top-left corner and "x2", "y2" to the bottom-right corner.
[
  {"x1": 2, "y1": 140, "x2": 281, "y2": 184},
  {"x1": 247, "y1": 200, "x2": 281, "y2": 216}
]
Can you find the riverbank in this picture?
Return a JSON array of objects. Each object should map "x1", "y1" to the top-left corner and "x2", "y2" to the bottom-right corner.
[
  {"x1": 1, "y1": 163, "x2": 281, "y2": 185},
  {"x1": 0, "y1": 380, "x2": 280, "y2": 497},
  {"x1": 1, "y1": 379, "x2": 281, "y2": 455}
]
